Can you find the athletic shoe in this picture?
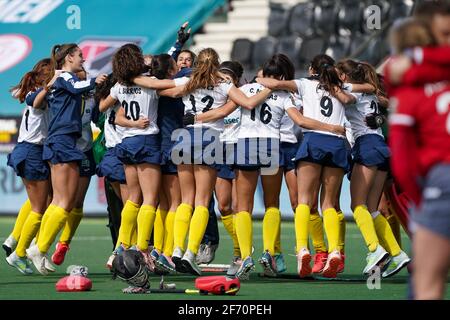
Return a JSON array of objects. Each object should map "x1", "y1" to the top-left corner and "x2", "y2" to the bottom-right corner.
[
  {"x1": 322, "y1": 250, "x2": 341, "y2": 278},
  {"x1": 44, "y1": 255, "x2": 56, "y2": 272},
  {"x1": 274, "y1": 253, "x2": 287, "y2": 273},
  {"x1": 52, "y1": 242, "x2": 69, "y2": 265},
  {"x1": 156, "y1": 254, "x2": 176, "y2": 274},
  {"x1": 195, "y1": 242, "x2": 218, "y2": 264},
  {"x1": 6, "y1": 251, "x2": 33, "y2": 275},
  {"x1": 363, "y1": 244, "x2": 389, "y2": 274},
  {"x1": 226, "y1": 256, "x2": 242, "y2": 276},
  {"x1": 337, "y1": 252, "x2": 345, "y2": 273},
  {"x1": 26, "y1": 244, "x2": 48, "y2": 275},
  {"x1": 312, "y1": 252, "x2": 328, "y2": 274},
  {"x1": 106, "y1": 244, "x2": 124, "y2": 269},
  {"x1": 258, "y1": 251, "x2": 278, "y2": 277},
  {"x1": 382, "y1": 251, "x2": 411, "y2": 278},
  {"x1": 172, "y1": 247, "x2": 185, "y2": 273},
  {"x1": 180, "y1": 249, "x2": 202, "y2": 276},
  {"x1": 296, "y1": 248, "x2": 312, "y2": 278},
  {"x1": 140, "y1": 249, "x2": 155, "y2": 272},
  {"x1": 2, "y1": 234, "x2": 17, "y2": 257},
  {"x1": 150, "y1": 248, "x2": 160, "y2": 262},
  {"x1": 235, "y1": 256, "x2": 255, "y2": 281}
]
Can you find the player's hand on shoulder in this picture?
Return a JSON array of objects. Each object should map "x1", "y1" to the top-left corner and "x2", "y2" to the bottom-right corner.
[{"x1": 95, "y1": 74, "x2": 108, "y2": 84}]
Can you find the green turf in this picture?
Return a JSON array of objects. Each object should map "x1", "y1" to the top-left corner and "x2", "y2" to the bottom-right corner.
[{"x1": 0, "y1": 217, "x2": 448, "y2": 300}]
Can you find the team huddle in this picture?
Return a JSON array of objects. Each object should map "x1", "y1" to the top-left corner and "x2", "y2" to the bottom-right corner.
[{"x1": 2, "y1": 20, "x2": 415, "y2": 285}]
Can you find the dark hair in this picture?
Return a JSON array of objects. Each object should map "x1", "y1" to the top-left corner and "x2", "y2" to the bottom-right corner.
[
  {"x1": 262, "y1": 53, "x2": 295, "y2": 81},
  {"x1": 95, "y1": 73, "x2": 116, "y2": 104},
  {"x1": 11, "y1": 58, "x2": 52, "y2": 103},
  {"x1": 150, "y1": 54, "x2": 175, "y2": 79},
  {"x1": 112, "y1": 43, "x2": 148, "y2": 86},
  {"x1": 310, "y1": 54, "x2": 342, "y2": 93},
  {"x1": 336, "y1": 59, "x2": 383, "y2": 96},
  {"x1": 414, "y1": 0, "x2": 450, "y2": 20},
  {"x1": 219, "y1": 60, "x2": 244, "y2": 86},
  {"x1": 50, "y1": 43, "x2": 79, "y2": 70},
  {"x1": 178, "y1": 49, "x2": 196, "y2": 65}
]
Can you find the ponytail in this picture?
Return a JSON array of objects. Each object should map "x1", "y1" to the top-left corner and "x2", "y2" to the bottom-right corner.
[
  {"x1": 10, "y1": 58, "x2": 51, "y2": 103},
  {"x1": 184, "y1": 48, "x2": 222, "y2": 94},
  {"x1": 310, "y1": 54, "x2": 342, "y2": 93}
]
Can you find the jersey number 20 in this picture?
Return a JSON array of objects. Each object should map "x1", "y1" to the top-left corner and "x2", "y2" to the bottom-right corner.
[{"x1": 123, "y1": 101, "x2": 141, "y2": 121}]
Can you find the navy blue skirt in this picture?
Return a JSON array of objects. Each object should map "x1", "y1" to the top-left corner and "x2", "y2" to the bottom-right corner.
[
  {"x1": 352, "y1": 134, "x2": 390, "y2": 171},
  {"x1": 7, "y1": 141, "x2": 49, "y2": 181},
  {"x1": 96, "y1": 147, "x2": 126, "y2": 183},
  {"x1": 115, "y1": 134, "x2": 161, "y2": 165},
  {"x1": 43, "y1": 133, "x2": 84, "y2": 165},
  {"x1": 295, "y1": 132, "x2": 351, "y2": 172}
]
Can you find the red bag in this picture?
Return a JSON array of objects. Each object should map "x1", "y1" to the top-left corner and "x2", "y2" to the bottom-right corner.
[{"x1": 55, "y1": 275, "x2": 92, "y2": 292}]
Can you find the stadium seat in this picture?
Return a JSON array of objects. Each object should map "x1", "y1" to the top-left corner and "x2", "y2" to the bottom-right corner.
[
  {"x1": 353, "y1": 33, "x2": 390, "y2": 66},
  {"x1": 251, "y1": 36, "x2": 279, "y2": 70},
  {"x1": 325, "y1": 36, "x2": 352, "y2": 61},
  {"x1": 389, "y1": 0, "x2": 415, "y2": 21},
  {"x1": 299, "y1": 37, "x2": 328, "y2": 69},
  {"x1": 348, "y1": 32, "x2": 372, "y2": 60},
  {"x1": 287, "y1": 2, "x2": 316, "y2": 38},
  {"x1": 268, "y1": 3, "x2": 289, "y2": 37},
  {"x1": 277, "y1": 35, "x2": 303, "y2": 68},
  {"x1": 337, "y1": 0, "x2": 365, "y2": 37},
  {"x1": 314, "y1": 0, "x2": 338, "y2": 36},
  {"x1": 230, "y1": 38, "x2": 254, "y2": 69}
]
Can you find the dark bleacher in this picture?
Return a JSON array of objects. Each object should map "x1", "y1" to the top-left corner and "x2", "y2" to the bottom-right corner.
[{"x1": 232, "y1": 0, "x2": 415, "y2": 77}]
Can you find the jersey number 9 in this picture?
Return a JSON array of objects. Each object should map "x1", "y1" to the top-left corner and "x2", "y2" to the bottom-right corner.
[{"x1": 320, "y1": 96, "x2": 333, "y2": 117}]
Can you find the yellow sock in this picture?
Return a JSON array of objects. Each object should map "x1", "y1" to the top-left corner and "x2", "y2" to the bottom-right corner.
[
  {"x1": 137, "y1": 205, "x2": 157, "y2": 251},
  {"x1": 37, "y1": 205, "x2": 69, "y2": 253},
  {"x1": 130, "y1": 225, "x2": 137, "y2": 246},
  {"x1": 117, "y1": 200, "x2": 140, "y2": 248},
  {"x1": 235, "y1": 211, "x2": 252, "y2": 258},
  {"x1": 222, "y1": 214, "x2": 240, "y2": 257},
  {"x1": 174, "y1": 203, "x2": 193, "y2": 250},
  {"x1": 337, "y1": 210, "x2": 346, "y2": 253},
  {"x1": 163, "y1": 211, "x2": 175, "y2": 256},
  {"x1": 309, "y1": 211, "x2": 327, "y2": 253},
  {"x1": 11, "y1": 199, "x2": 32, "y2": 241},
  {"x1": 263, "y1": 207, "x2": 280, "y2": 255},
  {"x1": 59, "y1": 207, "x2": 83, "y2": 245},
  {"x1": 154, "y1": 208, "x2": 168, "y2": 252},
  {"x1": 16, "y1": 211, "x2": 42, "y2": 257},
  {"x1": 35, "y1": 204, "x2": 55, "y2": 243},
  {"x1": 353, "y1": 205, "x2": 379, "y2": 252},
  {"x1": 323, "y1": 208, "x2": 340, "y2": 253},
  {"x1": 386, "y1": 214, "x2": 402, "y2": 248},
  {"x1": 295, "y1": 204, "x2": 310, "y2": 251},
  {"x1": 373, "y1": 213, "x2": 401, "y2": 256},
  {"x1": 187, "y1": 206, "x2": 209, "y2": 254},
  {"x1": 274, "y1": 221, "x2": 282, "y2": 254}
]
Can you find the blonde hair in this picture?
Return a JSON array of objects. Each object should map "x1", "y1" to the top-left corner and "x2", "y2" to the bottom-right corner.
[
  {"x1": 389, "y1": 18, "x2": 436, "y2": 54},
  {"x1": 184, "y1": 48, "x2": 222, "y2": 94}
]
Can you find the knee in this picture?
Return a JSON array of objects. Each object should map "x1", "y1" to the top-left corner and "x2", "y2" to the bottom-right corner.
[{"x1": 218, "y1": 202, "x2": 231, "y2": 216}]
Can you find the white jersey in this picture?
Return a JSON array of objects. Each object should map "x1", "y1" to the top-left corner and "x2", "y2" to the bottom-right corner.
[
  {"x1": 76, "y1": 92, "x2": 95, "y2": 152},
  {"x1": 110, "y1": 81, "x2": 159, "y2": 139},
  {"x1": 237, "y1": 83, "x2": 295, "y2": 140},
  {"x1": 345, "y1": 92, "x2": 383, "y2": 140},
  {"x1": 221, "y1": 107, "x2": 240, "y2": 144},
  {"x1": 18, "y1": 91, "x2": 49, "y2": 145},
  {"x1": 183, "y1": 80, "x2": 233, "y2": 132},
  {"x1": 294, "y1": 78, "x2": 346, "y2": 137},
  {"x1": 104, "y1": 102, "x2": 124, "y2": 148},
  {"x1": 280, "y1": 93, "x2": 303, "y2": 143}
]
